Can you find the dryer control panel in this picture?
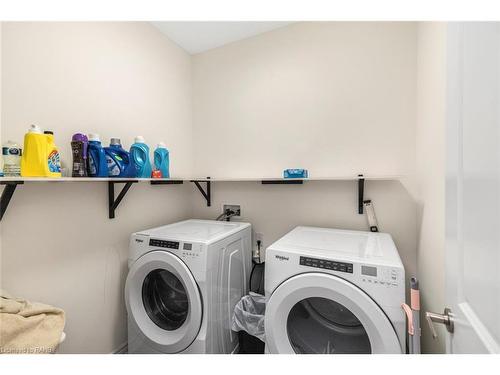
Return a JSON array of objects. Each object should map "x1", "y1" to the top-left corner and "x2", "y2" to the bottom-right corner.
[
  {"x1": 300, "y1": 256, "x2": 353, "y2": 273},
  {"x1": 149, "y1": 239, "x2": 179, "y2": 249},
  {"x1": 361, "y1": 265, "x2": 401, "y2": 287},
  {"x1": 149, "y1": 238, "x2": 202, "y2": 257}
]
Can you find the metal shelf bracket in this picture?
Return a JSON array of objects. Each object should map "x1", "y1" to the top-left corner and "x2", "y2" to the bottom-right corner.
[
  {"x1": 358, "y1": 174, "x2": 365, "y2": 214},
  {"x1": 191, "y1": 177, "x2": 211, "y2": 207},
  {"x1": 150, "y1": 180, "x2": 184, "y2": 186},
  {"x1": 0, "y1": 181, "x2": 24, "y2": 222},
  {"x1": 108, "y1": 179, "x2": 183, "y2": 218},
  {"x1": 108, "y1": 180, "x2": 138, "y2": 219}
]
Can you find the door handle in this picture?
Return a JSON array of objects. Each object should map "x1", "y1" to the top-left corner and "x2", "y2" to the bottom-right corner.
[{"x1": 425, "y1": 308, "x2": 454, "y2": 339}]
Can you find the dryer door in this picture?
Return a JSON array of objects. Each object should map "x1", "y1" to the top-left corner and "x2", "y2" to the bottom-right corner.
[
  {"x1": 265, "y1": 273, "x2": 402, "y2": 354},
  {"x1": 125, "y1": 251, "x2": 202, "y2": 353}
]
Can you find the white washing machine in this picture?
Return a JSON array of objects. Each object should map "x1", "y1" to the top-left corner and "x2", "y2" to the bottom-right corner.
[
  {"x1": 125, "y1": 219, "x2": 251, "y2": 354},
  {"x1": 264, "y1": 226, "x2": 406, "y2": 354}
]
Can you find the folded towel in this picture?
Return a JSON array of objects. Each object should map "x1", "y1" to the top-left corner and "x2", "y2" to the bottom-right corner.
[{"x1": 0, "y1": 290, "x2": 65, "y2": 354}]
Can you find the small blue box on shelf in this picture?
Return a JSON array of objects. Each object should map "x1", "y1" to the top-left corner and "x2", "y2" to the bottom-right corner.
[{"x1": 283, "y1": 169, "x2": 308, "y2": 178}]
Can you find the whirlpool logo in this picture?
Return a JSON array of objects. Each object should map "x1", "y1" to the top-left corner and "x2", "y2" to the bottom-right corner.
[
  {"x1": 135, "y1": 239, "x2": 144, "y2": 243},
  {"x1": 275, "y1": 255, "x2": 289, "y2": 261}
]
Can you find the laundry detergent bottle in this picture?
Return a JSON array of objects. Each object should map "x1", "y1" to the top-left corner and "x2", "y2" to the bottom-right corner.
[
  {"x1": 154, "y1": 142, "x2": 170, "y2": 178},
  {"x1": 130, "y1": 136, "x2": 152, "y2": 178},
  {"x1": 44, "y1": 131, "x2": 62, "y2": 177},
  {"x1": 87, "y1": 134, "x2": 108, "y2": 177},
  {"x1": 104, "y1": 138, "x2": 135, "y2": 178},
  {"x1": 21, "y1": 124, "x2": 48, "y2": 177},
  {"x1": 21, "y1": 124, "x2": 45, "y2": 177}
]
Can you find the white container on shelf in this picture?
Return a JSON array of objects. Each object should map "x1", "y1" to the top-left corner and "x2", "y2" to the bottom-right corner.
[{"x1": 2, "y1": 141, "x2": 22, "y2": 177}]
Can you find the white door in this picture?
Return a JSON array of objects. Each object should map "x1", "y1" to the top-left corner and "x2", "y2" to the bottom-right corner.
[
  {"x1": 265, "y1": 273, "x2": 402, "y2": 354},
  {"x1": 442, "y1": 22, "x2": 500, "y2": 353},
  {"x1": 125, "y1": 251, "x2": 203, "y2": 353}
]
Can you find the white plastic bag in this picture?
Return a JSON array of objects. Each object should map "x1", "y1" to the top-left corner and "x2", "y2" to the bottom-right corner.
[{"x1": 232, "y1": 292, "x2": 266, "y2": 342}]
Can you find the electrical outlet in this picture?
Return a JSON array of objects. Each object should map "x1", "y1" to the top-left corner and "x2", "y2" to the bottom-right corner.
[
  {"x1": 255, "y1": 232, "x2": 264, "y2": 247},
  {"x1": 254, "y1": 232, "x2": 264, "y2": 263},
  {"x1": 223, "y1": 204, "x2": 241, "y2": 217}
]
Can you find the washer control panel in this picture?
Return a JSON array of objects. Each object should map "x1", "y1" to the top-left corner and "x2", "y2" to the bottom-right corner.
[
  {"x1": 149, "y1": 239, "x2": 179, "y2": 249},
  {"x1": 300, "y1": 256, "x2": 353, "y2": 273}
]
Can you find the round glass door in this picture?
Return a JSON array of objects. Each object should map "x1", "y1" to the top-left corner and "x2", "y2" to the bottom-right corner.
[
  {"x1": 265, "y1": 273, "x2": 402, "y2": 354},
  {"x1": 287, "y1": 297, "x2": 371, "y2": 354},
  {"x1": 125, "y1": 251, "x2": 203, "y2": 353},
  {"x1": 142, "y1": 269, "x2": 189, "y2": 331}
]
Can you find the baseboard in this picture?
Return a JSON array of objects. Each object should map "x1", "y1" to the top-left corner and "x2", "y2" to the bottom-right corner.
[{"x1": 113, "y1": 342, "x2": 128, "y2": 354}]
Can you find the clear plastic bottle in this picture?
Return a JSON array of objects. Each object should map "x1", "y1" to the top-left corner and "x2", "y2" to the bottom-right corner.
[{"x1": 2, "y1": 140, "x2": 22, "y2": 177}]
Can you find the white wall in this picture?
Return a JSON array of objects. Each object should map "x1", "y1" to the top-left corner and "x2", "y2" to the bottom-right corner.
[
  {"x1": 191, "y1": 180, "x2": 418, "y2": 283},
  {"x1": 192, "y1": 22, "x2": 417, "y2": 178},
  {"x1": 1, "y1": 22, "x2": 193, "y2": 177},
  {"x1": 192, "y1": 21, "x2": 418, "y2": 293},
  {"x1": 0, "y1": 22, "x2": 193, "y2": 353},
  {"x1": 415, "y1": 22, "x2": 447, "y2": 353}
]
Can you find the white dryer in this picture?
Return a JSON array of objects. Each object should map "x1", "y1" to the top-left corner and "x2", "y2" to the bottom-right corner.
[
  {"x1": 125, "y1": 219, "x2": 251, "y2": 354},
  {"x1": 264, "y1": 226, "x2": 406, "y2": 354}
]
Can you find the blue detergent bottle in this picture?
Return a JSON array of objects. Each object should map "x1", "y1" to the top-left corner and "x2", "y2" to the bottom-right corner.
[
  {"x1": 87, "y1": 134, "x2": 108, "y2": 177},
  {"x1": 154, "y1": 142, "x2": 170, "y2": 178},
  {"x1": 130, "y1": 136, "x2": 153, "y2": 178},
  {"x1": 104, "y1": 138, "x2": 135, "y2": 178}
]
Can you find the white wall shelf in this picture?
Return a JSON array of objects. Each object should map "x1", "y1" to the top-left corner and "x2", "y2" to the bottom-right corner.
[
  {"x1": 0, "y1": 174, "x2": 401, "y2": 221},
  {"x1": 0, "y1": 174, "x2": 400, "y2": 183},
  {"x1": 0, "y1": 177, "x2": 185, "y2": 221},
  {"x1": 185, "y1": 175, "x2": 401, "y2": 182},
  {"x1": 0, "y1": 177, "x2": 185, "y2": 183}
]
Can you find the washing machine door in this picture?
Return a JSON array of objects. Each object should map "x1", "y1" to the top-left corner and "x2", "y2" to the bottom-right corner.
[
  {"x1": 265, "y1": 273, "x2": 402, "y2": 354},
  {"x1": 125, "y1": 251, "x2": 202, "y2": 353}
]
